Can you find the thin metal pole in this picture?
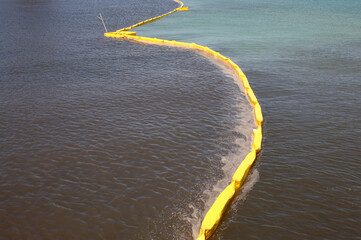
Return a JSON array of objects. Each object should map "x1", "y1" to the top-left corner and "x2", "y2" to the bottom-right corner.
[{"x1": 97, "y1": 13, "x2": 108, "y2": 33}]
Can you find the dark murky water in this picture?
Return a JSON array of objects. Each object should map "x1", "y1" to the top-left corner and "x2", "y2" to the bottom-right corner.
[{"x1": 0, "y1": 0, "x2": 253, "y2": 239}]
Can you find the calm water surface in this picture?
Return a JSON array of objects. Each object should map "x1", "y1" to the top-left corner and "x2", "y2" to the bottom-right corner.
[
  {"x1": 138, "y1": 0, "x2": 361, "y2": 239},
  {"x1": 0, "y1": 0, "x2": 254, "y2": 239},
  {"x1": 1, "y1": 0, "x2": 361, "y2": 239}
]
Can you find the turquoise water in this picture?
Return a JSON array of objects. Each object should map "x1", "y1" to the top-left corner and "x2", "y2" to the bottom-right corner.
[{"x1": 137, "y1": 0, "x2": 360, "y2": 67}]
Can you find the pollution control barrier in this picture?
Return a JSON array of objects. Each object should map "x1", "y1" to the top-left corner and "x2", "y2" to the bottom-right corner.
[{"x1": 103, "y1": 1, "x2": 263, "y2": 239}]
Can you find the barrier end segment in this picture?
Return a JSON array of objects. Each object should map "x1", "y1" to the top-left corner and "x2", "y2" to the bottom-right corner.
[
  {"x1": 178, "y1": 7, "x2": 189, "y2": 11},
  {"x1": 196, "y1": 235, "x2": 205, "y2": 240},
  {"x1": 104, "y1": 31, "x2": 136, "y2": 38}
]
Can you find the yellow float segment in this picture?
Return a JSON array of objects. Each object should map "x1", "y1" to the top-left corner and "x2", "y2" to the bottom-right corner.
[
  {"x1": 254, "y1": 103, "x2": 263, "y2": 124},
  {"x1": 247, "y1": 88, "x2": 258, "y2": 105},
  {"x1": 232, "y1": 150, "x2": 256, "y2": 189},
  {"x1": 178, "y1": 7, "x2": 189, "y2": 11},
  {"x1": 197, "y1": 182, "x2": 236, "y2": 240},
  {"x1": 241, "y1": 76, "x2": 251, "y2": 90},
  {"x1": 253, "y1": 126, "x2": 262, "y2": 152}
]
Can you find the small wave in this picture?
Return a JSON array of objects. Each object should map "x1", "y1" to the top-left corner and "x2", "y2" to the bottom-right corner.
[{"x1": 179, "y1": 55, "x2": 258, "y2": 239}]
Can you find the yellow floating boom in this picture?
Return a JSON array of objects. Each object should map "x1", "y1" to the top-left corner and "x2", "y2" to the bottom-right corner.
[{"x1": 103, "y1": 1, "x2": 263, "y2": 239}]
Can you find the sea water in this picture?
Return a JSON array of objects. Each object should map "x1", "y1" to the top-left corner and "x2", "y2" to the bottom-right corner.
[
  {"x1": 1, "y1": 0, "x2": 360, "y2": 239},
  {"x1": 138, "y1": 0, "x2": 361, "y2": 238}
]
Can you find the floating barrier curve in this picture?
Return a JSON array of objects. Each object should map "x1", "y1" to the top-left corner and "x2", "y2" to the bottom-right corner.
[{"x1": 103, "y1": 1, "x2": 263, "y2": 239}]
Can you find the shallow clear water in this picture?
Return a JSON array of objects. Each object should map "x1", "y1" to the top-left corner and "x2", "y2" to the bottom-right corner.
[{"x1": 1, "y1": 0, "x2": 361, "y2": 239}]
